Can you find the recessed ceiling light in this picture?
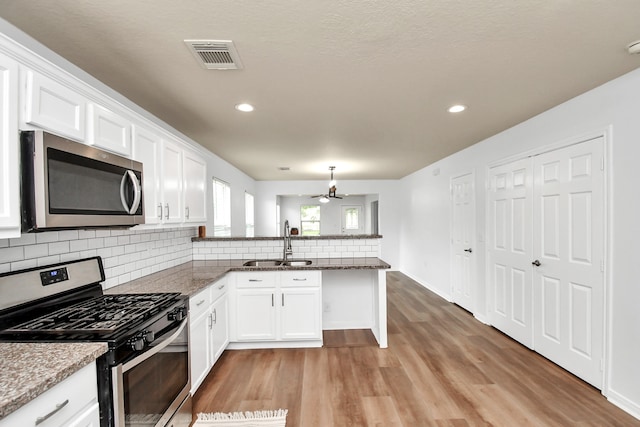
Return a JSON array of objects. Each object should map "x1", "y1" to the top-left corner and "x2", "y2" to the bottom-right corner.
[
  {"x1": 448, "y1": 105, "x2": 466, "y2": 113},
  {"x1": 235, "y1": 103, "x2": 254, "y2": 112}
]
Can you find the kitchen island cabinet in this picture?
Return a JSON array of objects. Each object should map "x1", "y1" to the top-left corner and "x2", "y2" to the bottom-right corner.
[{"x1": 230, "y1": 270, "x2": 322, "y2": 347}]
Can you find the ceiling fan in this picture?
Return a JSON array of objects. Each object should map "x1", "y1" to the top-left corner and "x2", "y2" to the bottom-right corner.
[{"x1": 311, "y1": 166, "x2": 343, "y2": 203}]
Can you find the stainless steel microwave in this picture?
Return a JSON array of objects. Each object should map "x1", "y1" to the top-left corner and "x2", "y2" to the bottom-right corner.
[{"x1": 20, "y1": 130, "x2": 144, "y2": 232}]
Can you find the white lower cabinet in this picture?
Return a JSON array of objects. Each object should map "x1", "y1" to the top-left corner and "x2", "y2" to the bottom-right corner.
[
  {"x1": 189, "y1": 278, "x2": 229, "y2": 393},
  {"x1": 232, "y1": 271, "x2": 322, "y2": 345},
  {"x1": 0, "y1": 362, "x2": 99, "y2": 427}
]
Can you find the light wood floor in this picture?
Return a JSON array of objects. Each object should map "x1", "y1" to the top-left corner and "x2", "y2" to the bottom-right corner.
[{"x1": 193, "y1": 271, "x2": 639, "y2": 426}]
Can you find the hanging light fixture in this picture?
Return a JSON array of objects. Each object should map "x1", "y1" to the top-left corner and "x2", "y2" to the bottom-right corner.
[{"x1": 311, "y1": 166, "x2": 343, "y2": 202}]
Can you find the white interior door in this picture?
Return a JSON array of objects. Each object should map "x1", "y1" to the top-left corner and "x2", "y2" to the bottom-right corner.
[
  {"x1": 488, "y1": 158, "x2": 534, "y2": 348},
  {"x1": 487, "y1": 137, "x2": 605, "y2": 389},
  {"x1": 532, "y1": 137, "x2": 604, "y2": 388},
  {"x1": 451, "y1": 173, "x2": 475, "y2": 312},
  {"x1": 341, "y1": 205, "x2": 364, "y2": 234}
]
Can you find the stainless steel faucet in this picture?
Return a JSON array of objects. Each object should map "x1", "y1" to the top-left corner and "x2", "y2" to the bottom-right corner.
[{"x1": 283, "y1": 220, "x2": 293, "y2": 260}]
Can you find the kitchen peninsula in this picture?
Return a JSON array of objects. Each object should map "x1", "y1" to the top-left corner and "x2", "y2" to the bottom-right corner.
[{"x1": 109, "y1": 241, "x2": 390, "y2": 394}]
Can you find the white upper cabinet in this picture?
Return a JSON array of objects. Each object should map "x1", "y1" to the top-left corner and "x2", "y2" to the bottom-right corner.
[
  {"x1": 160, "y1": 138, "x2": 184, "y2": 224},
  {"x1": 87, "y1": 103, "x2": 131, "y2": 156},
  {"x1": 182, "y1": 148, "x2": 207, "y2": 223},
  {"x1": 23, "y1": 69, "x2": 86, "y2": 141},
  {"x1": 0, "y1": 52, "x2": 20, "y2": 239},
  {"x1": 133, "y1": 126, "x2": 208, "y2": 227},
  {"x1": 132, "y1": 124, "x2": 162, "y2": 225}
]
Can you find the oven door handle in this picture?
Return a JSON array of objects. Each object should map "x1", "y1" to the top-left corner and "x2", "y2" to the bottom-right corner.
[{"x1": 121, "y1": 318, "x2": 188, "y2": 372}]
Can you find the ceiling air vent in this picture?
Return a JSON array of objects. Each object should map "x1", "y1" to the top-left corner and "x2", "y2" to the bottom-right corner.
[{"x1": 184, "y1": 40, "x2": 243, "y2": 70}]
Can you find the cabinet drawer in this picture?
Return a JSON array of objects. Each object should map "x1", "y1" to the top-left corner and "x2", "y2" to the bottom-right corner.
[
  {"x1": 235, "y1": 272, "x2": 277, "y2": 288},
  {"x1": 280, "y1": 270, "x2": 321, "y2": 287},
  {"x1": 0, "y1": 362, "x2": 97, "y2": 427},
  {"x1": 210, "y1": 278, "x2": 228, "y2": 302},
  {"x1": 189, "y1": 287, "x2": 211, "y2": 320}
]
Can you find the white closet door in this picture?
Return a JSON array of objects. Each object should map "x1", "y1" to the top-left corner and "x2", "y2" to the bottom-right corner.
[
  {"x1": 451, "y1": 173, "x2": 475, "y2": 313},
  {"x1": 488, "y1": 158, "x2": 534, "y2": 348},
  {"x1": 532, "y1": 137, "x2": 604, "y2": 388}
]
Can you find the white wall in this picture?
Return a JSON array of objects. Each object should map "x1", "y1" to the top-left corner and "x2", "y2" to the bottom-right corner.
[
  {"x1": 398, "y1": 67, "x2": 640, "y2": 417},
  {"x1": 255, "y1": 180, "x2": 401, "y2": 269},
  {"x1": 279, "y1": 195, "x2": 368, "y2": 235}
]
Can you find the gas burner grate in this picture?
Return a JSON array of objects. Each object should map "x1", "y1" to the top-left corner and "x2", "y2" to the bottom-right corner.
[{"x1": 6, "y1": 293, "x2": 181, "y2": 334}]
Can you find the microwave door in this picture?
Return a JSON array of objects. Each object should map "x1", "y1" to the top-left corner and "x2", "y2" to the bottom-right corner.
[{"x1": 21, "y1": 130, "x2": 145, "y2": 231}]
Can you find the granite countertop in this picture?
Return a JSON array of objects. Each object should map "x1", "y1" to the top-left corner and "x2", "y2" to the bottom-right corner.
[
  {"x1": 107, "y1": 257, "x2": 391, "y2": 296},
  {"x1": 0, "y1": 342, "x2": 108, "y2": 419}
]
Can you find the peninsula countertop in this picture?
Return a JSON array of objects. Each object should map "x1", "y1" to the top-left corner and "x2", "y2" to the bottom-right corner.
[{"x1": 106, "y1": 257, "x2": 390, "y2": 296}]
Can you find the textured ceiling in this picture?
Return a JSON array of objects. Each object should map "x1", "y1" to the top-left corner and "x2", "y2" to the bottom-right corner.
[{"x1": 1, "y1": 1, "x2": 639, "y2": 180}]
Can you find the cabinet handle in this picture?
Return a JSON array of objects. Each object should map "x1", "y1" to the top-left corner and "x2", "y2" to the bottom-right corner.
[
  {"x1": 293, "y1": 278, "x2": 307, "y2": 281},
  {"x1": 165, "y1": 204, "x2": 170, "y2": 219},
  {"x1": 218, "y1": 284, "x2": 225, "y2": 290},
  {"x1": 282, "y1": 294, "x2": 285, "y2": 306},
  {"x1": 249, "y1": 279, "x2": 262, "y2": 282},
  {"x1": 212, "y1": 308, "x2": 217, "y2": 324},
  {"x1": 185, "y1": 206, "x2": 190, "y2": 219},
  {"x1": 195, "y1": 299, "x2": 206, "y2": 307},
  {"x1": 272, "y1": 294, "x2": 274, "y2": 307},
  {"x1": 35, "y1": 399, "x2": 69, "y2": 425},
  {"x1": 157, "y1": 204, "x2": 163, "y2": 219}
]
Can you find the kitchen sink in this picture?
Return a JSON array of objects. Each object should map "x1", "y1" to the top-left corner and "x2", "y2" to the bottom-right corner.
[
  {"x1": 242, "y1": 259, "x2": 313, "y2": 267},
  {"x1": 242, "y1": 259, "x2": 283, "y2": 266},
  {"x1": 282, "y1": 259, "x2": 313, "y2": 266}
]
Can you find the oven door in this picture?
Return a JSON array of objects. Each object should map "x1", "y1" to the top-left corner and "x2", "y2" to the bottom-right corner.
[{"x1": 112, "y1": 319, "x2": 191, "y2": 427}]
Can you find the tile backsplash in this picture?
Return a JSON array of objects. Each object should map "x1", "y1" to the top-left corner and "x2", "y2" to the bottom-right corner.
[
  {"x1": 192, "y1": 238, "x2": 380, "y2": 260},
  {"x1": 0, "y1": 227, "x2": 196, "y2": 289}
]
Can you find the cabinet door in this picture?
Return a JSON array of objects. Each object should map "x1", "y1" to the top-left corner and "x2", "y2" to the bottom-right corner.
[
  {"x1": 183, "y1": 148, "x2": 207, "y2": 223},
  {"x1": 24, "y1": 69, "x2": 86, "y2": 141},
  {"x1": 235, "y1": 289, "x2": 277, "y2": 340},
  {"x1": 0, "y1": 53, "x2": 20, "y2": 239},
  {"x1": 160, "y1": 139, "x2": 183, "y2": 223},
  {"x1": 132, "y1": 124, "x2": 162, "y2": 224},
  {"x1": 65, "y1": 402, "x2": 100, "y2": 427},
  {"x1": 87, "y1": 103, "x2": 131, "y2": 156},
  {"x1": 210, "y1": 294, "x2": 229, "y2": 363},
  {"x1": 189, "y1": 310, "x2": 211, "y2": 393},
  {"x1": 280, "y1": 288, "x2": 322, "y2": 340}
]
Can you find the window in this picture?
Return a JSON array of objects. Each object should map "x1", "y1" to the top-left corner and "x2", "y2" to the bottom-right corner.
[
  {"x1": 245, "y1": 192, "x2": 254, "y2": 237},
  {"x1": 212, "y1": 178, "x2": 231, "y2": 236},
  {"x1": 300, "y1": 205, "x2": 321, "y2": 236}
]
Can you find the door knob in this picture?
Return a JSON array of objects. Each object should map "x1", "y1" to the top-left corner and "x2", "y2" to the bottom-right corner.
[
  {"x1": 464, "y1": 248, "x2": 473, "y2": 253},
  {"x1": 532, "y1": 260, "x2": 541, "y2": 267}
]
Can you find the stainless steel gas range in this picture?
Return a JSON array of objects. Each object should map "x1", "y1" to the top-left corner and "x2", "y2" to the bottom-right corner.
[{"x1": 0, "y1": 257, "x2": 192, "y2": 427}]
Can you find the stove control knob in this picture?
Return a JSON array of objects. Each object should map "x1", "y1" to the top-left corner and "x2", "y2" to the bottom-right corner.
[
  {"x1": 168, "y1": 307, "x2": 186, "y2": 322},
  {"x1": 144, "y1": 330, "x2": 155, "y2": 343},
  {"x1": 130, "y1": 336, "x2": 145, "y2": 351}
]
